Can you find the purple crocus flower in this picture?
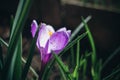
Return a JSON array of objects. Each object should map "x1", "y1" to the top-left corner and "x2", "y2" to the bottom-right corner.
[{"x1": 31, "y1": 20, "x2": 71, "y2": 64}]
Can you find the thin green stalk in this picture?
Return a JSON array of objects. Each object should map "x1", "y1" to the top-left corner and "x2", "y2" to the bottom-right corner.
[
  {"x1": 103, "y1": 68, "x2": 120, "y2": 80},
  {"x1": 82, "y1": 17, "x2": 96, "y2": 62},
  {"x1": 82, "y1": 17, "x2": 97, "y2": 80},
  {"x1": 0, "y1": 38, "x2": 8, "y2": 47},
  {"x1": 83, "y1": 59, "x2": 87, "y2": 80},
  {"x1": 70, "y1": 16, "x2": 91, "y2": 41},
  {"x1": 82, "y1": 17, "x2": 96, "y2": 64},
  {"x1": 52, "y1": 53, "x2": 72, "y2": 80},
  {"x1": 73, "y1": 40, "x2": 80, "y2": 80},
  {"x1": 102, "y1": 46, "x2": 120, "y2": 69},
  {"x1": 57, "y1": 62, "x2": 67, "y2": 80},
  {"x1": 76, "y1": 40, "x2": 80, "y2": 67},
  {"x1": 22, "y1": 24, "x2": 40, "y2": 80},
  {"x1": 21, "y1": 57, "x2": 38, "y2": 80},
  {"x1": 70, "y1": 47, "x2": 75, "y2": 67}
]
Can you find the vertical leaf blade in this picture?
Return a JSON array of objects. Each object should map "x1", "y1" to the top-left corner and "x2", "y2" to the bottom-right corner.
[
  {"x1": 13, "y1": 34, "x2": 22, "y2": 80},
  {"x1": 52, "y1": 53, "x2": 72, "y2": 80},
  {"x1": 22, "y1": 24, "x2": 39, "y2": 80},
  {"x1": 2, "y1": 34, "x2": 22, "y2": 80}
]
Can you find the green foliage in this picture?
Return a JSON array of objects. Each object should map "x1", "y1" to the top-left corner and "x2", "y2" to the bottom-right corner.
[
  {"x1": 0, "y1": 0, "x2": 35, "y2": 80},
  {"x1": 0, "y1": 0, "x2": 119, "y2": 79}
]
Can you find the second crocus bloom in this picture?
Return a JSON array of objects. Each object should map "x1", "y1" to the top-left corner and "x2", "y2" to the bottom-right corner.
[{"x1": 31, "y1": 20, "x2": 71, "y2": 64}]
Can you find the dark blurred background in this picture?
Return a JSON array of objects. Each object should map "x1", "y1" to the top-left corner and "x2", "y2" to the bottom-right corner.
[{"x1": 0, "y1": 0, "x2": 120, "y2": 79}]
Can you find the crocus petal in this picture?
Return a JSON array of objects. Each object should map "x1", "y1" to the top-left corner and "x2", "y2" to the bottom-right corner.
[
  {"x1": 47, "y1": 31, "x2": 69, "y2": 54},
  {"x1": 57, "y1": 27, "x2": 71, "y2": 37},
  {"x1": 57, "y1": 27, "x2": 66, "y2": 32},
  {"x1": 39, "y1": 47, "x2": 51, "y2": 64},
  {"x1": 31, "y1": 20, "x2": 38, "y2": 37},
  {"x1": 36, "y1": 23, "x2": 55, "y2": 48},
  {"x1": 67, "y1": 30, "x2": 71, "y2": 37}
]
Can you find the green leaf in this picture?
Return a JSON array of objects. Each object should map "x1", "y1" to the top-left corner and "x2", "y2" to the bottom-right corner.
[
  {"x1": 21, "y1": 57, "x2": 39, "y2": 80},
  {"x1": 82, "y1": 59, "x2": 87, "y2": 79},
  {"x1": 10, "y1": 15, "x2": 14, "y2": 36},
  {"x1": 9, "y1": 0, "x2": 33, "y2": 41},
  {"x1": 82, "y1": 17, "x2": 97, "y2": 80},
  {"x1": 81, "y1": 17, "x2": 96, "y2": 64},
  {"x1": 103, "y1": 67, "x2": 120, "y2": 80},
  {"x1": 102, "y1": 46, "x2": 120, "y2": 69},
  {"x1": 57, "y1": 62, "x2": 67, "y2": 80},
  {"x1": 52, "y1": 53, "x2": 72, "y2": 80},
  {"x1": 73, "y1": 40, "x2": 80, "y2": 80},
  {"x1": 0, "y1": 37, "x2": 8, "y2": 47},
  {"x1": 76, "y1": 40, "x2": 80, "y2": 67},
  {"x1": 70, "y1": 47, "x2": 75, "y2": 67},
  {"x1": 1, "y1": 34, "x2": 22, "y2": 80},
  {"x1": 22, "y1": 24, "x2": 40, "y2": 80},
  {"x1": 13, "y1": 34, "x2": 22, "y2": 80},
  {"x1": 70, "y1": 16, "x2": 91, "y2": 41}
]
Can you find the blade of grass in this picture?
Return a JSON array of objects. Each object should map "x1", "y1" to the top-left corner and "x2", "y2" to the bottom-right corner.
[
  {"x1": 13, "y1": 34, "x2": 22, "y2": 80},
  {"x1": 9, "y1": 0, "x2": 33, "y2": 40},
  {"x1": 70, "y1": 47, "x2": 75, "y2": 67},
  {"x1": 82, "y1": 59, "x2": 87, "y2": 79},
  {"x1": 10, "y1": 15, "x2": 14, "y2": 36},
  {"x1": 9, "y1": 0, "x2": 24, "y2": 40},
  {"x1": 21, "y1": 57, "x2": 39, "y2": 79},
  {"x1": 70, "y1": 16, "x2": 91, "y2": 41},
  {"x1": 82, "y1": 17, "x2": 97, "y2": 80},
  {"x1": 102, "y1": 46, "x2": 120, "y2": 69},
  {"x1": 2, "y1": 34, "x2": 22, "y2": 80},
  {"x1": 0, "y1": 38, "x2": 8, "y2": 47},
  {"x1": 76, "y1": 40, "x2": 80, "y2": 67},
  {"x1": 21, "y1": 24, "x2": 40, "y2": 80},
  {"x1": 73, "y1": 40, "x2": 80, "y2": 80},
  {"x1": 57, "y1": 62, "x2": 67, "y2": 80},
  {"x1": 81, "y1": 17, "x2": 96, "y2": 65},
  {"x1": 103, "y1": 68, "x2": 120, "y2": 80},
  {"x1": 52, "y1": 53, "x2": 72, "y2": 80}
]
